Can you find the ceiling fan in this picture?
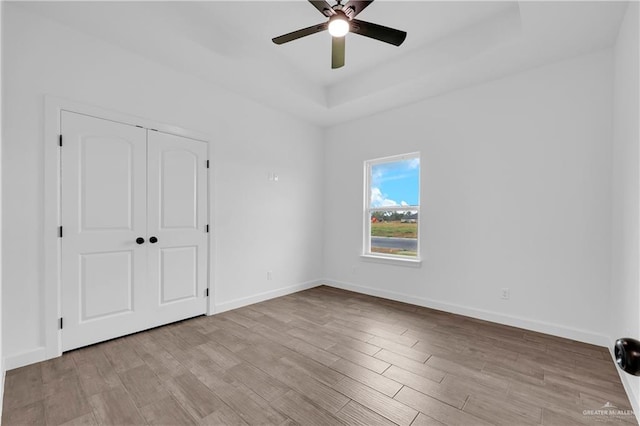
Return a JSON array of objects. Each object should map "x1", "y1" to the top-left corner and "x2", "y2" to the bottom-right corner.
[{"x1": 272, "y1": 0, "x2": 407, "y2": 69}]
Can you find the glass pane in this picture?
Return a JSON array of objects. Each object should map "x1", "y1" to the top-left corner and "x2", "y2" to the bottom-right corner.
[
  {"x1": 370, "y1": 211, "x2": 418, "y2": 257},
  {"x1": 370, "y1": 157, "x2": 419, "y2": 208}
]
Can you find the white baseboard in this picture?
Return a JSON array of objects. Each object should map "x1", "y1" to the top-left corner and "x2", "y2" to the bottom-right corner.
[
  {"x1": 322, "y1": 279, "x2": 610, "y2": 347},
  {"x1": 608, "y1": 347, "x2": 640, "y2": 424},
  {"x1": 4, "y1": 347, "x2": 47, "y2": 371},
  {"x1": 214, "y1": 279, "x2": 324, "y2": 314}
]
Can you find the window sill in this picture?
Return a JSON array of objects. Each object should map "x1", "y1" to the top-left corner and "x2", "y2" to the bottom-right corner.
[{"x1": 360, "y1": 254, "x2": 422, "y2": 267}]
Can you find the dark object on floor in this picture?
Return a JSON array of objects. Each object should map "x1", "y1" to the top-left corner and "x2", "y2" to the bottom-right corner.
[{"x1": 615, "y1": 337, "x2": 640, "y2": 376}]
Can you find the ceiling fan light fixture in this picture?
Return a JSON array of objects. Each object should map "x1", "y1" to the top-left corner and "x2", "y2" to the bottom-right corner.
[{"x1": 328, "y1": 15, "x2": 349, "y2": 37}]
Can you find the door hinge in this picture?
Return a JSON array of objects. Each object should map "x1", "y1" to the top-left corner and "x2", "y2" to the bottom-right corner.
[
  {"x1": 58, "y1": 226, "x2": 63, "y2": 238},
  {"x1": 205, "y1": 288, "x2": 209, "y2": 297},
  {"x1": 206, "y1": 160, "x2": 210, "y2": 168},
  {"x1": 206, "y1": 224, "x2": 209, "y2": 233},
  {"x1": 58, "y1": 134, "x2": 63, "y2": 147},
  {"x1": 59, "y1": 317, "x2": 63, "y2": 330}
]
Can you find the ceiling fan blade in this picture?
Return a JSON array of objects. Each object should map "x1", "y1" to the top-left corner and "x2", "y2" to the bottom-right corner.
[
  {"x1": 272, "y1": 22, "x2": 328, "y2": 45},
  {"x1": 308, "y1": 0, "x2": 336, "y2": 17},
  {"x1": 343, "y1": 0, "x2": 373, "y2": 18},
  {"x1": 332, "y1": 36, "x2": 345, "y2": 69},
  {"x1": 350, "y1": 19, "x2": 407, "y2": 46}
]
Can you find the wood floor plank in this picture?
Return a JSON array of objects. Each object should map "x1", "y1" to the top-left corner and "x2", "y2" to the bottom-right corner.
[
  {"x1": 101, "y1": 340, "x2": 145, "y2": 374},
  {"x1": 462, "y1": 392, "x2": 543, "y2": 425},
  {"x1": 206, "y1": 328, "x2": 249, "y2": 353},
  {"x1": 339, "y1": 320, "x2": 415, "y2": 346},
  {"x1": 196, "y1": 340, "x2": 242, "y2": 369},
  {"x1": 335, "y1": 400, "x2": 396, "y2": 426},
  {"x1": 482, "y1": 359, "x2": 545, "y2": 386},
  {"x1": 287, "y1": 326, "x2": 336, "y2": 350},
  {"x1": 138, "y1": 349, "x2": 188, "y2": 383},
  {"x1": 333, "y1": 376, "x2": 419, "y2": 426},
  {"x1": 254, "y1": 323, "x2": 341, "y2": 367},
  {"x1": 167, "y1": 321, "x2": 210, "y2": 347},
  {"x1": 368, "y1": 336, "x2": 429, "y2": 362},
  {"x1": 88, "y1": 387, "x2": 146, "y2": 426},
  {"x1": 281, "y1": 354, "x2": 346, "y2": 387},
  {"x1": 43, "y1": 376, "x2": 93, "y2": 426},
  {"x1": 198, "y1": 406, "x2": 249, "y2": 426},
  {"x1": 117, "y1": 363, "x2": 170, "y2": 408},
  {"x1": 374, "y1": 349, "x2": 444, "y2": 383},
  {"x1": 327, "y1": 344, "x2": 390, "y2": 374},
  {"x1": 330, "y1": 358, "x2": 401, "y2": 397},
  {"x1": 139, "y1": 396, "x2": 198, "y2": 425},
  {"x1": 394, "y1": 386, "x2": 492, "y2": 426},
  {"x1": 221, "y1": 310, "x2": 262, "y2": 329},
  {"x1": 541, "y1": 407, "x2": 592, "y2": 426},
  {"x1": 188, "y1": 359, "x2": 287, "y2": 425},
  {"x1": 75, "y1": 358, "x2": 123, "y2": 396},
  {"x1": 227, "y1": 362, "x2": 290, "y2": 403},
  {"x1": 2, "y1": 363, "x2": 44, "y2": 412},
  {"x1": 410, "y1": 412, "x2": 446, "y2": 426},
  {"x1": 59, "y1": 412, "x2": 99, "y2": 426},
  {"x1": 164, "y1": 372, "x2": 227, "y2": 420},
  {"x1": 1, "y1": 400, "x2": 45, "y2": 426},
  {"x1": 383, "y1": 365, "x2": 467, "y2": 409},
  {"x1": 41, "y1": 355, "x2": 77, "y2": 384},
  {"x1": 267, "y1": 358, "x2": 350, "y2": 414},
  {"x1": 270, "y1": 390, "x2": 344, "y2": 426},
  {"x1": 325, "y1": 320, "x2": 375, "y2": 343}
]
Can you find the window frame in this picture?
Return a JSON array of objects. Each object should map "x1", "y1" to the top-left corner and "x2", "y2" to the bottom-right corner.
[{"x1": 363, "y1": 152, "x2": 421, "y2": 264}]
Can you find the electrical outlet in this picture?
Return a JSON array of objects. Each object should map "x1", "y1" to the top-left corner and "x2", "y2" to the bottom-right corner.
[
  {"x1": 267, "y1": 271, "x2": 273, "y2": 280},
  {"x1": 267, "y1": 172, "x2": 279, "y2": 182},
  {"x1": 501, "y1": 288, "x2": 510, "y2": 300}
]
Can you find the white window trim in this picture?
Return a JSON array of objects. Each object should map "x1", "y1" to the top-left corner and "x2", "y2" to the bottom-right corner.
[{"x1": 363, "y1": 152, "x2": 421, "y2": 264}]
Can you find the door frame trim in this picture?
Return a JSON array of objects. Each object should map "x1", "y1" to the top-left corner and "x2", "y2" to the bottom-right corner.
[{"x1": 44, "y1": 96, "x2": 215, "y2": 359}]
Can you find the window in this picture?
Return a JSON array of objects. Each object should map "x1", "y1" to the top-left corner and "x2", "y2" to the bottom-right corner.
[{"x1": 364, "y1": 153, "x2": 420, "y2": 261}]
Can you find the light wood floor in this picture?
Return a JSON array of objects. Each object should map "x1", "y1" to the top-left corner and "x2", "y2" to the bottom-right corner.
[{"x1": 2, "y1": 286, "x2": 636, "y2": 425}]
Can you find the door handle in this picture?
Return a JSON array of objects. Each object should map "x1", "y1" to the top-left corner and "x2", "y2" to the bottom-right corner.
[
  {"x1": 136, "y1": 237, "x2": 145, "y2": 245},
  {"x1": 149, "y1": 236, "x2": 158, "y2": 244}
]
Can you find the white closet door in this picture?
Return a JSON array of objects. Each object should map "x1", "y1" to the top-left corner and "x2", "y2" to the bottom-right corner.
[
  {"x1": 146, "y1": 131, "x2": 208, "y2": 324},
  {"x1": 61, "y1": 112, "x2": 148, "y2": 351}
]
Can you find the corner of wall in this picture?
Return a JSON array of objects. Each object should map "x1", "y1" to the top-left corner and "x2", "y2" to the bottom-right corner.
[
  {"x1": 214, "y1": 279, "x2": 324, "y2": 314},
  {"x1": 610, "y1": 1, "x2": 640, "y2": 422},
  {"x1": 1, "y1": 0, "x2": 6, "y2": 418}
]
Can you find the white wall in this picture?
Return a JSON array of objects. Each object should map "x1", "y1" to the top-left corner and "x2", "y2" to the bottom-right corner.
[
  {"x1": 1, "y1": 4, "x2": 324, "y2": 367},
  {"x1": 0, "y1": 0, "x2": 5, "y2": 414},
  {"x1": 324, "y1": 49, "x2": 614, "y2": 345},
  {"x1": 611, "y1": 1, "x2": 640, "y2": 417}
]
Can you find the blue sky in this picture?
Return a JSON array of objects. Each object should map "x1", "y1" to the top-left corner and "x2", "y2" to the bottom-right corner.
[{"x1": 371, "y1": 158, "x2": 420, "y2": 208}]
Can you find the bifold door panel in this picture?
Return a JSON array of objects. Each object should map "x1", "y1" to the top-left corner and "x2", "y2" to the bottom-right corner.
[{"x1": 60, "y1": 112, "x2": 208, "y2": 351}]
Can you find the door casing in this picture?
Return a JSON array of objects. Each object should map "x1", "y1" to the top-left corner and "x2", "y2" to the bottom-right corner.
[{"x1": 44, "y1": 96, "x2": 216, "y2": 360}]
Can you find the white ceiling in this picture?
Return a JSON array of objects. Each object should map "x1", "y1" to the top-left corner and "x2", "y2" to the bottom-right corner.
[{"x1": 14, "y1": 1, "x2": 629, "y2": 127}]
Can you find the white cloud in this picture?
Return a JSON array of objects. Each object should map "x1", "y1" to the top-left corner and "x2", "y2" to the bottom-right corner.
[
  {"x1": 371, "y1": 187, "x2": 399, "y2": 208},
  {"x1": 407, "y1": 158, "x2": 420, "y2": 169}
]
